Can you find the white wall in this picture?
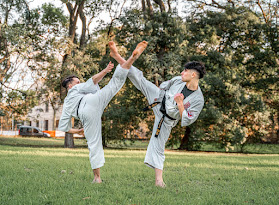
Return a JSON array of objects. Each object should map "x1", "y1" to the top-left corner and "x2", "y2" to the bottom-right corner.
[{"x1": 26, "y1": 102, "x2": 62, "y2": 131}]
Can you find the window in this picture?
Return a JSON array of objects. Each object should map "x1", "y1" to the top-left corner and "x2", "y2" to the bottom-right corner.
[
  {"x1": 27, "y1": 128, "x2": 32, "y2": 133},
  {"x1": 44, "y1": 120, "x2": 48, "y2": 131},
  {"x1": 45, "y1": 103, "x2": 49, "y2": 112},
  {"x1": 36, "y1": 121, "x2": 39, "y2": 128},
  {"x1": 33, "y1": 128, "x2": 39, "y2": 133},
  {"x1": 29, "y1": 121, "x2": 32, "y2": 126},
  {"x1": 56, "y1": 120, "x2": 59, "y2": 128}
]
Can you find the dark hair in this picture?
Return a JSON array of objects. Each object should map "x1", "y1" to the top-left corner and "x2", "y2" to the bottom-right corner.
[
  {"x1": 62, "y1": 75, "x2": 79, "y2": 89},
  {"x1": 184, "y1": 61, "x2": 206, "y2": 79}
]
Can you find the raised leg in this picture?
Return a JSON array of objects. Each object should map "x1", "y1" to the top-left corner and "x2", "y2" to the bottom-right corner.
[
  {"x1": 109, "y1": 41, "x2": 148, "y2": 68},
  {"x1": 109, "y1": 41, "x2": 126, "y2": 66}
]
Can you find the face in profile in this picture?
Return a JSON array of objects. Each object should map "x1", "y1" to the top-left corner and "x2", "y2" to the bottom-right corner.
[
  {"x1": 68, "y1": 77, "x2": 80, "y2": 89},
  {"x1": 181, "y1": 69, "x2": 197, "y2": 82}
]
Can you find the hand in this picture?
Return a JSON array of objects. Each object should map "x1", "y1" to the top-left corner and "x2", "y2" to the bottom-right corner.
[
  {"x1": 104, "y1": 61, "x2": 114, "y2": 73},
  {"x1": 76, "y1": 128, "x2": 84, "y2": 136},
  {"x1": 174, "y1": 93, "x2": 184, "y2": 105}
]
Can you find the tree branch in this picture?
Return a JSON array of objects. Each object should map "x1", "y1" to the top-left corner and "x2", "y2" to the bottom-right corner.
[
  {"x1": 257, "y1": 0, "x2": 269, "y2": 24},
  {"x1": 0, "y1": 81, "x2": 27, "y2": 95},
  {"x1": 0, "y1": 56, "x2": 7, "y2": 64},
  {"x1": 167, "y1": 0, "x2": 171, "y2": 12}
]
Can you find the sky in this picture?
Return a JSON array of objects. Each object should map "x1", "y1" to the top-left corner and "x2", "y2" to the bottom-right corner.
[{"x1": 28, "y1": 0, "x2": 187, "y2": 32}]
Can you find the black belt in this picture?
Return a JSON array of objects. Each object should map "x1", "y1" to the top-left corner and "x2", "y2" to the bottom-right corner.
[
  {"x1": 76, "y1": 97, "x2": 84, "y2": 118},
  {"x1": 143, "y1": 96, "x2": 176, "y2": 138}
]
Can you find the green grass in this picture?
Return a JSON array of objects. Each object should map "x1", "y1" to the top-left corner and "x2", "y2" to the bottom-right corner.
[
  {"x1": 1, "y1": 136, "x2": 278, "y2": 154},
  {"x1": 0, "y1": 137, "x2": 279, "y2": 204},
  {"x1": 0, "y1": 136, "x2": 150, "y2": 150},
  {"x1": 0, "y1": 136, "x2": 88, "y2": 148},
  {"x1": 199, "y1": 142, "x2": 279, "y2": 154}
]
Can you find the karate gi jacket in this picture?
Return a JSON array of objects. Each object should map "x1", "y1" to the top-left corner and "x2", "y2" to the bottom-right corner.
[
  {"x1": 157, "y1": 76, "x2": 204, "y2": 127},
  {"x1": 58, "y1": 78, "x2": 100, "y2": 132}
]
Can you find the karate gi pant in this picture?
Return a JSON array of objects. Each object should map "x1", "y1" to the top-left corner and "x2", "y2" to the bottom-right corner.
[
  {"x1": 128, "y1": 66, "x2": 177, "y2": 170},
  {"x1": 78, "y1": 65, "x2": 128, "y2": 170}
]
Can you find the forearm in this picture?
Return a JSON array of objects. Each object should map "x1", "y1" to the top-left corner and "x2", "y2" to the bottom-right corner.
[
  {"x1": 177, "y1": 102, "x2": 185, "y2": 118},
  {"x1": 67, "y1": 128, "x2": 80, "y2": 134},
  {"x1": 92, "y1": 70, "x2": 107, "y2": 85}
]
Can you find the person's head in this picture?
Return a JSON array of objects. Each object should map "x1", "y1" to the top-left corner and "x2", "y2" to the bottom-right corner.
[
  {"x1": 181, "y1": 61, "x2": 206, "y2": 82},
  {"x1": 62, "y1": 75, "x2": 80, "y2": 90}
]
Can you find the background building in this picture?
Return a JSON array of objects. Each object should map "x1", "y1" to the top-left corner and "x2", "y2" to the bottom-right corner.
[{"x1": 24, "y1": 101, "x2": 62, "y2": 131}]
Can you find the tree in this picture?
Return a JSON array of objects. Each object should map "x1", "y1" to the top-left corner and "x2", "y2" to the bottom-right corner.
[
  {"x1": 0, "y1": 0, "x2": 46, "y2": 121},
  {"x1": 179, "y1": 4, "x2": 278, "y2": 151}
]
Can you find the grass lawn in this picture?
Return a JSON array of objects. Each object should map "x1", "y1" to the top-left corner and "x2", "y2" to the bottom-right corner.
[
  {"x1": 0, "y1": 137, "x2": 279, "y2": 204},
  {"x1": 1, "y1": 136, "x2": 278, "y2": 154}
]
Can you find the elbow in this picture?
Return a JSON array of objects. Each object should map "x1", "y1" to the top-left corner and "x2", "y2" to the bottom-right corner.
[
  {"x1": 58, "y1": 125, "x2": 70, "y2": 133},
  {"x1": 181, "y1": 119, "x2": 194, "y2": 127}
]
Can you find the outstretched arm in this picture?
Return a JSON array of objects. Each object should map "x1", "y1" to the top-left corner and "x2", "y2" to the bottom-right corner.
[{"x1": 92, "y1": 62, "x2": 114, "y2": 84}]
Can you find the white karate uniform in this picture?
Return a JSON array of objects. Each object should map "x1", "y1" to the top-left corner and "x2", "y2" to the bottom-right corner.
[
  {"x1": 58, "y1": 65, "x2": 129, "y2": 169},
  {"x1": 128, "y1": 66, "x2": 204, "y2": 170}
]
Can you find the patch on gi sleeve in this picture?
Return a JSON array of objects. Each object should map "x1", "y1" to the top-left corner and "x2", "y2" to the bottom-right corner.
[
  {"x1": 184, "y1": 102, "x2": 191, "y2": 110},
  {"x1": 187, "y1": 111, "x2": 194, "y2": 119}
]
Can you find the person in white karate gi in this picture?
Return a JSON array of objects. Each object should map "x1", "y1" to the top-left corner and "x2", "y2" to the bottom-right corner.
[
  {"x1": 110, "y1": 47, "x2": 205, "y2": 187},
  {"x1": 58, "y1": 41, "x2": 148, "y2": 183}
]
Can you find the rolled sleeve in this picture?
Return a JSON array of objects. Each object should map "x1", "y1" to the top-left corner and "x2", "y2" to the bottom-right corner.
[
  {"x1": 181, "y1": 101, "x2": 204, "y2": 127},
  {"x1": 58, "y1": 106, "x2": 72, "y2": 132}
]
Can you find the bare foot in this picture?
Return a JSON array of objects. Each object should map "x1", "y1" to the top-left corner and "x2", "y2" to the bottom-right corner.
[
  {"x1": 132, "y1": 41, "x2": 148, "y2": 59},
  {"x1": 108, "y1": 41, "x2": 119, "y2": 59},
  {"x1": 91, "y1": 178, "x2": 102, "y2": 184},
  {"x1": 155, "y1": 181, "x2": 166, "y2": 188}
]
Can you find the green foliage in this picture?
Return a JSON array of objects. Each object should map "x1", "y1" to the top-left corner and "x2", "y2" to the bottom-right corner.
[
  {"x1": 0, "y1": 1, "x2": 45, "y2": 117},
  {"x1": 102, "y1": 5, "x2": 278, "y2": 150},
  {"x1": 182, "y1": 6, "x2": 278, "y2": 150},
  {"x1": 41, "y1": 3, "x2": 67, "y2": 28}
]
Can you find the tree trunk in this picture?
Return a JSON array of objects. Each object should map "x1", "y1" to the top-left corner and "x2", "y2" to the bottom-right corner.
[
  {"x1": 52, "y1": 107, "x2": 56, "y2": 131},
  {"x1": 79, "y1": 7, "x2": 86, "y2": 48},
  {"x1": 142, "y1": 0, "x2": 146, "y2": 12},
  {"x1": 167, "y1": 0, "x2": 171, "y2": 12},
  {"x1": 63, "y1": 0, "x2": 86, "y2": 63},
  {"x1": 153, "y1": 0, "x2": 165, "y2": 12},
  {"x1": 62, "y1": 0, "x2": 85, "y2": 148},
  {"x1": 179, "y1": 127, "x2": 191, "y2": 150},
  {"x1": 64, "y1": 132, "x2": 74, "y2": 148},
  {"x1": 146, "y1": 0, "x2": 154, "y2": 17}
]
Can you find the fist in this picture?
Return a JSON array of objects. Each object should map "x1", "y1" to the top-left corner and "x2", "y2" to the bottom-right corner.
[
  {"x1": 104, "y1": 61, "x2": 114, "y2": 73},
  {"x1": 174, "y1": 93, "x2": 184, "y2": 104}
]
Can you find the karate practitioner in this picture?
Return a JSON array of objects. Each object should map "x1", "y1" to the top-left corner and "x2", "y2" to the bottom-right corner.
[
  {"x1": 110, "y1": 47, "x2": 205, "y2": 187},
  {"x1": 58, "y1": 41, "x2": 148, "y2": 183}
]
